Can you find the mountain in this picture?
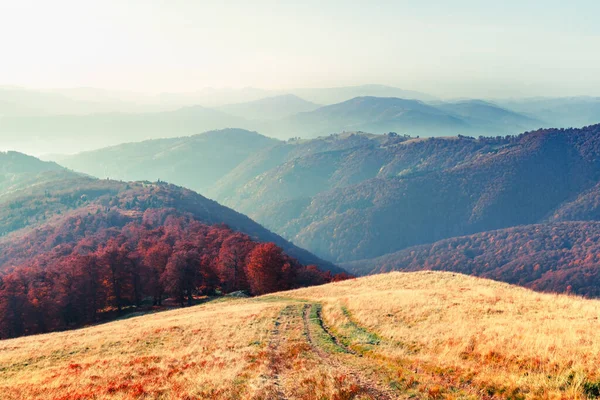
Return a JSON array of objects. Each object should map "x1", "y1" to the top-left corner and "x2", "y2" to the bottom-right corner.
[
  {"x1": 0, "y1": 106, "x2": 247, "y2": 155},
  {"x1": 435, "y1": 99, "x2": 544, "y2": 134},
  {"x1": 291, "y1": 84, "x2": 437, "y2": 104},
  {"x1": 266, "y1": 96, "x2": 546, "y2": 139},
  {"x1": 274, "y1": 96, "x2": 470, "y2": 138},
  {"x1": 53, "y1": 129, "x2": 279, "y2": 194},
  {"x1": 61, "y1": 123, "x2": 600, "y2": 268},
  {"x1": 498, "y1": 96, "x2": 600, "y2": 128},
  {"x1": 156, "y1": 84, "x2": 436, "y2": 107},
  {"x1": 210, "y1": 132, "x2": 504, "y2": 258},
  {"x1": 2, "y1": 271, "x2": 598, "y2": 399},
  {"x1": 201, "y1": 132, "x2": 395, "y2": 201},
  {"x1": 209, "y1": 132, "x2": 486, "y2": 225},
  {"x1": 0, "y1": 151, "x2": 76, "y2": 195},
  {"x1": 211, "y1": 124, "x2": 600, "y2": 265},
  {"x1": 343, "y1": 222, "x2": 600, "y2": 297},
  {"x1": 281, "y1": 125, "x2": 600, "y2": 262},
  {"x1": 217, "y1": 94, "x2": 320, "y2": 120}
]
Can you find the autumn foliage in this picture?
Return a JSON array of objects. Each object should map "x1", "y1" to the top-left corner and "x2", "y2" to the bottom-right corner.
[
  {"x1": 0, "y1": 209, "x2": 343, "y2": 339},
  {"x1": 347, "y1": 221, "x2": 600, "y2": 297}
]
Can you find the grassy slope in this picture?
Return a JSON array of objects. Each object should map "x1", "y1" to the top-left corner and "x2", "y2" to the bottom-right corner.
[{"x1": 1, "y1": 271, "x2": 599, "y2": 399}]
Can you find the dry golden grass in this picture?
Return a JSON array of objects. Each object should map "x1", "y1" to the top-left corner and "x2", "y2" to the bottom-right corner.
[
  {"x1": 287, "y1": 271, "x2": 600, "y2": 399},
  {"x1": 1, "y1": 271, "x2": 600, "y2": 399}
]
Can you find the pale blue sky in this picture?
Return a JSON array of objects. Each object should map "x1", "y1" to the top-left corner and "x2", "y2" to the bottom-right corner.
[{"x1": 1, "y1": 0, "x2": 599, "y2": 97}]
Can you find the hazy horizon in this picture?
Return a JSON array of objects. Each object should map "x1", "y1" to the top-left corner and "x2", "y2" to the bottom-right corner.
[{"x1": 2, "y1": 1, "x2": 600, "y2": 98}]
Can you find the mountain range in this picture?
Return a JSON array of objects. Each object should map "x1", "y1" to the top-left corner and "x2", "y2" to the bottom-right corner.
[
  {"x1": 4, "y1": 87, "x2": 600, "y2": 309},
  {"x1": 6, "y1": 87, "x2": 594, "y2": 155},
  {"x1": 48, "y1": 123, "x2": 600, "y2": 300},
  {"x1": 222, "y1": 125, "x2": 600, "y2": 264}
]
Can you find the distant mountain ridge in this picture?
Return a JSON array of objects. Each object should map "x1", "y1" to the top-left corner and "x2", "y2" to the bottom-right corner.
[
  {"x1": 497, "y1": 96, "x2": 600, "y2": 129},
  {"x1": 435, "y1": 99, "x2": 544, "y2": 134},
  {"x1": 0, "y1": 105, "x2": 250, "y2": 154},
  {"x1": 289, "y1": 84, "x2": 437, "y2": 104},
  {"x1": 2, "y1": 89, "x2": 557, "y2": 155},
  {"x1": 54, "y1": 128, "x2": 279, "y2": 193},
  {"x1": 273, "y1": 96, "x2": 469, "y2": 138},
  {"x1": 217, "y1": 94, "x2": 320, "y2": 120},
  {"x1": 258, "y1": 96, "x2": 545, "y2": 139},
  {"x1": 0, "y1": 151, "x2": 76, "y2": 195}
]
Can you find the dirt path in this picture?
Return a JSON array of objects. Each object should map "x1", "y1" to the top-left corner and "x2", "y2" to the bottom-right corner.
[
  {"x1": 302, "y1": 303, "x2": 396, "y2": 400},
  {"x1": 252, "y1": 305, "x2": 291, "y2": 399}
]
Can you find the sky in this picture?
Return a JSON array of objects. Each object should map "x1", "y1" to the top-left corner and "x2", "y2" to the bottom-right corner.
[{"x1": 1, "y1": 0, "x2": 599, "y2": 98}]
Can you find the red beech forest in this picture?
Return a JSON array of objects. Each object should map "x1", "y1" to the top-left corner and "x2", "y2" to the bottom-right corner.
[{"x1": 0, "y1": 209, "x2": 347, "y2": 339}]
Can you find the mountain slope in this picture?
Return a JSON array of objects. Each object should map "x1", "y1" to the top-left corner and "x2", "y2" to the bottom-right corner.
[
  {"x1": 436, "y1": 99, "x2": 544, "y2": 134},
  {"x1": 284, "y1": 125, "x2": 600, "y2": 262},
  {"x1": 212, "y1": 124, "x2": 600, "y2": 264},
  {"x1": 212, "y1": 133, "x2": 498, "y2": 231},
  {"x1": 1, "y1": 271, "x2": 599, "y2": 399},
  {"x1": 343, "y1": 222, "x2": 600, "y2": 297},
  {"x1": 0, "y1": 151, "x2": 77, "y2": 196},
  {"x1": 0, "y1": 154, "x2": 348, "y2": 340},
  {"x1": 218, "y1": 94, "x2": 320, "y2": 120},
  {"x1": 0, "y1": 174, "x2": 339, "y2": 273},
  {"x1": 54, "y1": 129, "x2": 279, "y2": 193},
  {"x1": 207, "y1": 132, "x2": 408, "y2": 202},
  {"x1": 498, "y1": 96, "x2": 600, "y2": 128}
]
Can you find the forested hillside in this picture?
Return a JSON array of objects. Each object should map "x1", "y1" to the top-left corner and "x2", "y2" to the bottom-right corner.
[
  {"x1": 0, "y1": 155, "x2": 347, "y2": 339},
  {"x1": 220, "y1": 125, "x2": 600, "y2": 263},
  {"x1": 343, "y1": 222, "x2": 600, "y2": 297},
  {"x1": 0, "y1": 211, "x2": 341, "y2": 339},
  {"x1": 212, "y1": 132, "x2": 510, "y2": 233},
  {"x1": 55, "y1": 125, "x2": 600, "y2": 267},
  {"x1": 0, "y1": 173, "x2": 339, "y2": 271}
]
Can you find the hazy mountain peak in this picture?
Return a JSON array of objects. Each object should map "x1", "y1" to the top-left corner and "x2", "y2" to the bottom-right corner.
[{"x1": 218, "y1": 94, "x2": 320, "y2": 120}]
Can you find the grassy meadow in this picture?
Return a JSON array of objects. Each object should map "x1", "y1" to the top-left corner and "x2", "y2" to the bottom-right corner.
[{"x1": 1, "y1": 271, "x2": 599, "y2": 399}]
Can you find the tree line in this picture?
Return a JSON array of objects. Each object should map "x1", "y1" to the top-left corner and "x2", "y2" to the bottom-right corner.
[{"x1": 0, "y1": 210, "x2": 348, "y2": 339}]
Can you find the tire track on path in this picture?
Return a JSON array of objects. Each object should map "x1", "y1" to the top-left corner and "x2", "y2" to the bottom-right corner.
[{"x1": 302, "y1": 303, "x2": 396, "y2": 400}]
